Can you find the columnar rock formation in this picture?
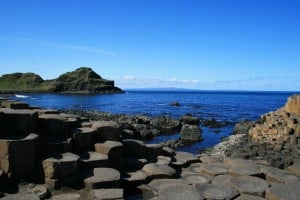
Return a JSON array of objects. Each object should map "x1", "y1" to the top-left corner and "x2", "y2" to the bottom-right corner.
[
  {"x1": 0, "y1": 97, "x2": 300, "y2": 199},
  {"x1": 284, "y1": 95, "x2": 300, "y2": 116}
]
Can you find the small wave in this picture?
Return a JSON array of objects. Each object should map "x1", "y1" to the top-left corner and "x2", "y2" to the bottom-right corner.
[{"x1": 15, "y1": 94, "x2": 30, "y2": 98}]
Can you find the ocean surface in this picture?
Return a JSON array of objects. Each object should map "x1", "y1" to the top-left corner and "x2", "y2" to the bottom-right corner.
[{"x1": 12, "y1": 90, "x2": 298, "y2": 154}]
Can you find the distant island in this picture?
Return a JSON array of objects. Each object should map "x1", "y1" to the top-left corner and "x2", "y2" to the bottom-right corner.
[{"x1": 0, "y1": 67, "x2": 123, "y2": 94}]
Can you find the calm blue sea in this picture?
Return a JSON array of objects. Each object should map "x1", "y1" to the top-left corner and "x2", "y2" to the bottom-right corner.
[{"x1": 12, "y1": 90, "x2": 299, "y2": 153}]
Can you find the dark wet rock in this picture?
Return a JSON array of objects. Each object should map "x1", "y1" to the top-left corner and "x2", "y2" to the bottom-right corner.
[
  {"x1": 179, "y1": 114, "x2": 200, "y2": 125},
  {"x1": 180, "y1": 124, "x2": 202, "y2": 141},
  {"x1": 151, "y1": 116, "x2": 181, "y2": 134},
  {"x1": 201, "y1": 118, "x2": 229, "y2": 128},
  {"x1": 233, "y1": 119, "x2": 256, "y2": 135},
  {"x1": 170, "y1": 101, "x2": 180, "y2": 107}
]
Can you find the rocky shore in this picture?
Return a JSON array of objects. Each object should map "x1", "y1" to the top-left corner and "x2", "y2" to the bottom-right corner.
[{"x1": 0, "y1": 95, "x2": 299, "y2": 199}]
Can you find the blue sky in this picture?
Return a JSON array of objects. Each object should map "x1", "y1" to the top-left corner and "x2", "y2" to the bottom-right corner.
[{"x1": 0, "y1": 0, "x2": 299, "y2": 91}]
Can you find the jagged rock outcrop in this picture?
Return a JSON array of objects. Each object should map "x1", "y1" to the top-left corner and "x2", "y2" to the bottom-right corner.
[{"x1": 0, "y1": 67, "x2": 123, "y2": 94}]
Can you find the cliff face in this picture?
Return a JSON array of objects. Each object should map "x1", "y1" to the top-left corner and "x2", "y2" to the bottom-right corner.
[
  {"x1": 0, "y1": 67, "x2": 123, "y2": 94},
  {"x1": 284, "y1": 95, "x2": 300, "y2": 116}
]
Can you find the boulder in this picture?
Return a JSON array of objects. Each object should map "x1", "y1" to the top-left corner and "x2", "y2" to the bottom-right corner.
[
  {"x1": 93, "y1": 188, "x2": 124, "y2": 200},
  {"x1": 0, "y1": 108, "x2": 39, "y2": 135},
  {"x1": 82, "y1": 167, "x2": 120, "y2": 189},
  {"x1": 150, "y1": 116, "x2": 181, "y2": 134},
  {"x1": 42, "y1": 152, "x2": 80, "y2": 179},
  {"x1": 0, "y1": 133, "x2": 40, "y2": 180},
  {"x1": 92, "y1": 121, "x2": 122, "y2": 141},
  {"x1": 179, "y1": 114, "x2": 200, "y2": 125},
  {"x1": 233, "y1": 119, "x2": 255, "y2": 135},
  {"x1": 80, "y1": 151, "x2": 109, "y2": 169},
  {"x1": 142, "y1": 163, "x2": 176, "y2": 179},
  {"x1": 180, "y1": 124, "x2": 202, "y2": 141},
  {"x1": 72, "y1": 127, "x2": 97, "y2": 151},
  {"x1": 227, "y1": 175, "x2": 269, "y2": 197},
  {"x1": 95, "y1": 141, "x2": 124, "y2": 170}
]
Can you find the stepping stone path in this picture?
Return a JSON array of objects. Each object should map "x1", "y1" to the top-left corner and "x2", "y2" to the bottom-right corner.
[{"x1": 141, "y1": 163, "x2": 176, "y2": 178}]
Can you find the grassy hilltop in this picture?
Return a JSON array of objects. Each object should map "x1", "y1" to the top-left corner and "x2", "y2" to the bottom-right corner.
[{"x1": 0, "y1": 67, "x2": 123, "y2": 94}]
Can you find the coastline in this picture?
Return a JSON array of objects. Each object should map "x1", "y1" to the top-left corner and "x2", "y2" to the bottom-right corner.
[{"x1": 0, "y1": 96, "x2": 299, "y2": 199}]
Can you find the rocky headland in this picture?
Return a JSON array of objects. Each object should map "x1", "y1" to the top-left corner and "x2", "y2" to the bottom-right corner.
[
  {"x1": 0, "y1": 67, "x2": 123, "y2": 94},
  {"x1": 0, "y1": 95, "x2": 299, "y2": 199}
]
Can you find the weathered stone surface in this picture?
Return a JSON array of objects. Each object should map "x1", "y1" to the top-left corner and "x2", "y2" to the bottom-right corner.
[
  {"x1": 95, "y1": 141, "x2": 124, "y2": 170},
  {"x1": 93, "y1": 188, "x2": 124, "y2": 200},
  {"x1": 181, "y1": 173, "x2": 210, "y2": 185},
  {"x1": 83, "y1": 167, "x2": 120, "y2": 189},
  {"x1": 284, "y1": 95, "x2": 300, "y2": 116},
  {"x1": 80, "y1": 151, "x2": 109, "y2": 169},
  {"x1": 39, "y1": 114, "x2": 70, "y2": 137},
  {"x1": 233, "y1": 119, "x2": 255, "y2": 135},
  {"x1": 0, "y1": 108, "x2": 39, "y2": 134},
  {"x1": 72, "y1": 127, "x2": 97, "y2": 151},
  {"x1": 225, "y1": 158, "x2": 260, "y2": 176},
  {"x1": 261, "y1": 165, "x2": 299, "y2": 183},
  {"x1": 124, "y1": 170, "x2": 149, "y2": 186},
  {"x1": 235, "y1": 194, "x2": 265, "y2": 200},
  {"x1": 139, "y1": 179, "x2": 187, "y2": 199},
  {"x1": 212, "y1": 175, "x2": 232, "y2": 188},
  {"x1": 156, "y1": 156, "x2": 172, "y2": 165},
  {"x1": 1, "y1": 194, "x2": 40, "y2": 200},
  {"x1": 51, "y1": 193, "x2": 81, "y2": 200},
  {"x1": 287, "y1": 162, "x2": 300, "y2": 177},
  {"x1": 0, "y1": 133, "x2": 40, "y2": 180},
  {"x1": 173, "y1": 151, "x2": 199, "y2": 167},
  {"x1": 197, "y1": 183, "x2": 239, "y2": 200},
  {"x1": 199, "y1": 155, "x2": 221, "y2": 164},
  {"x1": 194, "y1": 163, "x2": 229, "y2": 177},
  {"x1": 266, "y1": 181, "x2": 300, "y2": 200},
  {"x1": 42, "y1": 152, "x2": 80, "y2": 179},
  {"x1": 91, "y1": 121, "x2": 121, "y2": 141},
  {"x1": 28, "y1": 185, "x2": 49, "y2": 199},
  {"x1": 142, "y1": 163, "x2": 176, "y2": 178},
  {"x1": 158, "y1": 183, "x2": 204, "y2": 200},
  {"x1": 227, "y1": 175, "x2": 269, "y2": 197},
  {"x1": 180, "y1": 124, "x2": 202, "y2": 141}
]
